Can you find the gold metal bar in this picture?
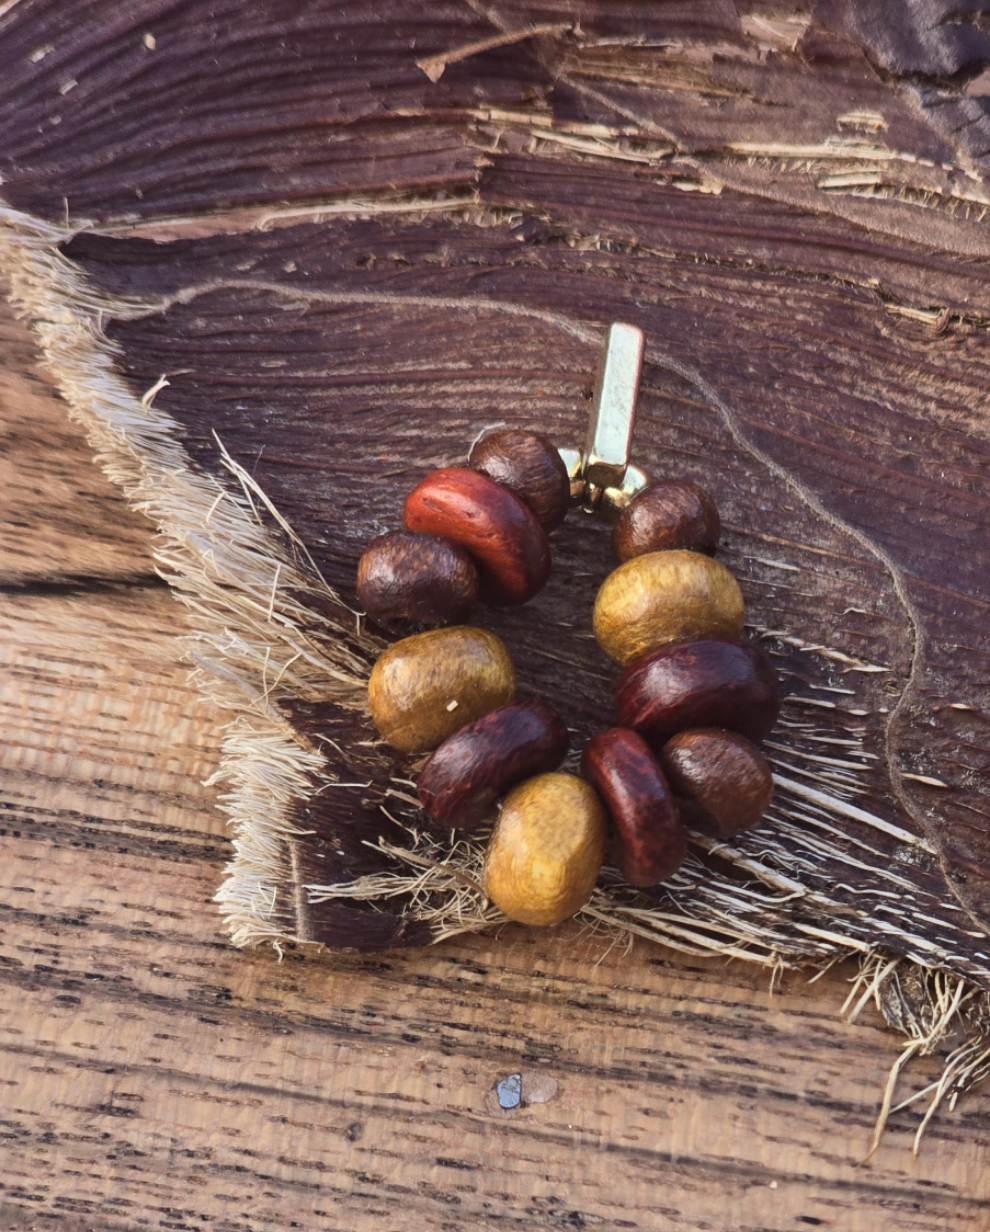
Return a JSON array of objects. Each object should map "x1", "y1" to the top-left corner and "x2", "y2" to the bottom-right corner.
[
  {"x1": 557, "y1": 446, "x2": 587, "y2": 504},
  {"x1": 584, "y1": 322, "x2": 644, "y2": 488},
  {"x1": 597, "y1": 463, "x2": 651, "y2": 520}
]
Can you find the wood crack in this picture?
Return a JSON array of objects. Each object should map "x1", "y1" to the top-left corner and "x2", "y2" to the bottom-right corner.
[{"x1": 0, "y1": 572, "x2": 167, "y2": 596}]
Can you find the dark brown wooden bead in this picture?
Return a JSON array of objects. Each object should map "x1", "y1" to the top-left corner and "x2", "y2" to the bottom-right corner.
[
  {"x1": 659, "y1": 728, "x2": 773, "y2": 838},
  {"x1": 404, "y1": 467, "x2": 551, "y2": 607},
  {"x1": 616, "y1": 638, "x2": 780, "y2": 746},
  {"x1": 581, "y1": 728, "x2": 687, "y2": 888},
  {"x1": 357, "y1": 530, "x2": 478, "y2": 633},
  {"x1": 469, "y1": 429, "x2": 571, "y2": 531},
  {"x1": 613, "y1": 479, "x2": 720, "y2": 561},
  {"x1": 417, "y1": 698, "x2": 569, "y2": 829}
]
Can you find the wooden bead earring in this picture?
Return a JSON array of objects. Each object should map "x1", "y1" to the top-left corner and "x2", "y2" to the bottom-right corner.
[{"x1": 356, "y1": 322, "x2": 781, "y2": 928}]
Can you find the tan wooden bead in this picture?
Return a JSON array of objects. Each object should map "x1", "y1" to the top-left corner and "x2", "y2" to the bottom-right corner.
[
  {"x1": 593, "y1": 550, "x2": 745, "y2": 666},
  {"x1": 482, "y1": 773, "x2": 606, "y2": 926},
  {"x1": 368, "y1": 626, "x2": 515, "y2": 754}
]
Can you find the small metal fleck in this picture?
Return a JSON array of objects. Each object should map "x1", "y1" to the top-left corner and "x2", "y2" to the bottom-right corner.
[{"x1": 496, "y1": 1073, "x2": 522, "y2": 1109}]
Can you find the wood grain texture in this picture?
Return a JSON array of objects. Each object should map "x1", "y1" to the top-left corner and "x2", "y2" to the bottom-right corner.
[
  {"x1": 0, "y1": 297, "x2": 155, "y2": 588},
  {"x1": 0, "y1": 298, "x2": 988, "y2": 1228},
  {"x1": 2, "y1": 0, "x2": 989, "y2": 972},
  {"x1": 1, "y1": 297, "x2": 989, "y2": 1229},
  {"x1": 72, "y1": 211, "x2": 990, "y2": 969},
  {"x1": 2, "y1": 8, "x2": 990, "y2": 1191}
]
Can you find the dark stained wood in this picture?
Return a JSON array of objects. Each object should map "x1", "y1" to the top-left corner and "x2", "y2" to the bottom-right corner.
[
  {"x1": 2, "y1": 0, "x2": 990, "y2": 1010},
  {"x1": 74, "y1": 192, "x2": 989, "y2": 956},
  {"x1": 816, "y1": 0, "x2": 990, "y2": 77},
  {"x1": 0, "y1": 1, "x2": 507, "y2": 221}
]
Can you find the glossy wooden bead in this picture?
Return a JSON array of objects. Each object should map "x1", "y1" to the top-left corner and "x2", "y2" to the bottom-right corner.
[
  {"x1": 418, "y1": 699, "x2": 569, "y2": 829},
  {"x1": 404, "y1": 467, "x2": 551, "y2": 607},
  {"x1": 357, "y1": 530, "x2": 479, "y2": 632},
  {"x1": 613, "y1": 479, "x2": 720, "y2": 561},
  {"x1": 368, "y1": 626, "x2": 515, "y2": 754},
  {"x1": 469, "y1": 429, "x2": 571, "y2": 531},
  {"x1": 593, "y1": 550, "x2": 744, "y2": 666},
  {"x1": 482, "y1": 773, "x2": 607, "y2": 926},
  {"x1": 581, "y1": 728, "x2": 687, "y2": 888},
  {"x1": 659, "y1": 728, "x2": 774, "y2": 838},
  {"x1": 616, "y1": 638, "x2": 780, "y2": 746}
]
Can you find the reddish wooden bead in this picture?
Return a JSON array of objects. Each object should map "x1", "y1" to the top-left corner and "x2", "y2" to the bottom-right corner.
[
  {"x1": 581, "y1": 728, "x2": 688, "y2": 888},
  {"x1": 659, "y1": 728, "x2": 773, "y2": 838},
  {"x1": 613, "y1": 479, "x2": 720, "y2": 561},
  {"x1": 418, "y1": 698, "x2": 569, "y2": 829},
  {"x1": 469, "y1": 429, "x2": 571, "y2": 531},
  {"x1": 616, "y1": 639, "x2": 780, "y2": 746},
  {"x1": 404, "y1": 467, "x2": 551, "y2": 607},
  {"x1": 357, "y1": 530, "x2": 478, "y2": 632}
]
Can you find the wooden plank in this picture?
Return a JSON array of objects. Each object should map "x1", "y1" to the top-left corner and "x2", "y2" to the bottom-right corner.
[
  {"x1": 1, "y1": 299, "x2": 989, "y2": 1231},
  {"x1": 76, "y1": 205, "x2": 990, "y2": 968},
  {"x1": 0, "y1": 295, "x2": 156, "y2": 587},
  {"x1": 6, "y1": 0, "x2": 982, "y2": 962}
]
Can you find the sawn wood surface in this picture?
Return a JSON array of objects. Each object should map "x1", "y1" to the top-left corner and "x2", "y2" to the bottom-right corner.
[
  {"x1": 1, "y1": 292, "x2": 989, "y2": 1232},
  {"x1": 2, "y1": 1, "x2": 990, "y2": 1225}
]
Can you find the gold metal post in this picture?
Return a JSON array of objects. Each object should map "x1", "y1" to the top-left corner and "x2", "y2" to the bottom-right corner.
[
  {"x1": 585, "y1": 322, "x2": 644, "y2": 488},
  {"x1": 559, "y1": 322, "x2": 650, "y2": 516}
]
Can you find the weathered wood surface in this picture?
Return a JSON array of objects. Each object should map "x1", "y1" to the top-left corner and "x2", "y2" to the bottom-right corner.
[
  {"x1": 2, "y1": 5, "x2": 990, "y2": 1219},
  {"x1": 2, "y1": 0, "x2": 981, "y2": 965},
  {"x1": 2, "y1": 299, "x2": 989, "y2": 1232}
]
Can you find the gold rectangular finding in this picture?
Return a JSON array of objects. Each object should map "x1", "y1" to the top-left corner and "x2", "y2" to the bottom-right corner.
[
  {"x1": 585, "y1": 322, "x2": 644, "y2": 487},
  {"x1": 556, "y1": 446, "x2": 587, "y2": 503}
]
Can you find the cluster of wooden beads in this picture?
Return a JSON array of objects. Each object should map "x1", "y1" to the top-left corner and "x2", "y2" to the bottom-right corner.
[
  {"x1": 359, "y1": 425, "x2": 781, "y2": 929},
  {"x1": 358, "y1": 429, "x2": 566, "y2": 634}
]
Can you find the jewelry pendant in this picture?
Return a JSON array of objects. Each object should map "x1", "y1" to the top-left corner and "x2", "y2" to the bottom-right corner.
[
  {"x1": 354, "y1": 322, "x2": 780, "y2": 927},
  {"x1": 560, "y1": 321, "x2": 650, "y2": 516}
]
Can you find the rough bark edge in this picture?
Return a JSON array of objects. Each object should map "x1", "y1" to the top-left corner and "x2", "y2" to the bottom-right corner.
[
  {"x1": 1, "y1": 204, "x2": 987, "y2": 1141},
  {"x1": 0, "y1": 205, "x2": 380, "y2": 951}
]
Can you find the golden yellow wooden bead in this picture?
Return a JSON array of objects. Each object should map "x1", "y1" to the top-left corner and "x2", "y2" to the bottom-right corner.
[
  {"x1": 482, "y1": 773, "x2": 606, "y2": 926},
  {"x1": 593, "y1": 549, "x2": 744, "y2": 666},
  {"x1": 368, "y1": 626, "x2": 515, "y2": 754}
]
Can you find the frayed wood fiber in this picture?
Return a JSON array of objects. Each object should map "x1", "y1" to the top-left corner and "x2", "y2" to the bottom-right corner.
[{"x1": 3, "y1": 199, "x2": 989, "y2": 1144}]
